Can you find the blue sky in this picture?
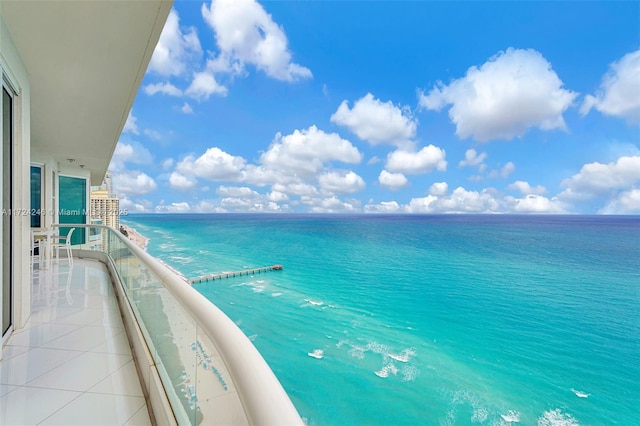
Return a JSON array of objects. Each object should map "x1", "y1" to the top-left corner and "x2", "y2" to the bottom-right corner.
[{"x1": 112, "y1": 0, "x2": 640, "y2": 214}]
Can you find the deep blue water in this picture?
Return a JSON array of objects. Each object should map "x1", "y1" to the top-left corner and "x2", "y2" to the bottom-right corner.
[{"x1": 122, "y1": 214, "x2": 640, "y2": 425}]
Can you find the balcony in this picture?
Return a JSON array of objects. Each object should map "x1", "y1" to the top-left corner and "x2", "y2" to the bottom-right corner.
[
  {"x1": 1, "y1": 225, "x2": 302, "y2": 425},
  {"x1": 1, "y1": 259, "x2": 150, "y2": 425}
]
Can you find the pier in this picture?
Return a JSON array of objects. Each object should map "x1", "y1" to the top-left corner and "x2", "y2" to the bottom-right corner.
[{"x1": 187, "y1": 264, "x2": 283, "y2": 285}]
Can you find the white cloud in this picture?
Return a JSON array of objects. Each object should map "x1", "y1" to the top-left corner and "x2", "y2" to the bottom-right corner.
[
  {"x1": 193, "y1": 200, "x2": 227, "y2": 213},
  {"x1": 419, "y1": 48, "x2": 577, "y2": 141},
  {"x1": 119, "y1": 197, "x2": 150, "y2": 213},
  {"x1": 257, "y1": 125, "x2": 362, "y2": 180},
  {"x1": 216, "y1": 185, "x2": 259, "y2": 198},
  {"x1": 364, "y1": 201, "x2": 402, "y2": 213},
  {"x1": 110, "y1": 142, "x2": 153, "y2": 170},
  {"x1": 181, "y1": 102, "x2": 194, "y2": 114},
  {"x1": 268, "y1": 190, "x2": 289, "y2": 203},
  {"x1": 429, "y1": 181, "x2": 448, "y2": 196},
  {"x1": 507, "y1": 194, "x2": 566, "y2": 213},
  {"x1": 143, "y1": 129, "x2": 163, "y2": 141},
  {"x1": 598, "y1": 189, "x2": 640, "y2": 214},
  {"x1": 386, "y1": 145, "x2": 447, "y2": 175},
  {"x1": 148, "y1": 9, "x2": 202, "y2": 77},
  {"x1": 561, "y1": 156, "x2": 640, "y2": 197},
  {"x1": 201, "y1": 0, "x2": 312, "y2": 82},
  {"x1": 161, "y1": 158, "x2": 174, "y2": 171},
  {"x1": 143, "y1": 82, "x2": 183, "y2": 97},
  {"x1": 185, "y1": 71, "x2": 228, "y2": 100},
  {"x1": 319, "y1": 171, "x2": 366, "y2": 194},
  {"x1": 113, "y1": 171, "x2": 157, "y2": 196},
  {"x1": 378, "y1": 170, "x2": 408, "y2": 190},
  {"x1": 429, "y1": 187, "x2": 501, "y2": 213},
  {"x1": 215, "y1": 186, "x2": 287, "y2": 212},
  {"x1": 123, "y1": 111, "x2": 139, "y2": 135},
  {"x1": 459, "y1": 149, "x2": 487, "y2": 168},
  {"x1": 169, "y1": 172, "x2": 197, "y2": 191},
  {"x1": 405, "y1": 195, "x2": 439, "y2": 213},
  {"x1": 272, "y1": 182, "x2": 319, "y2": 197},
  {"x1": 581, "y1": 49, "x2": 640, "y2": 124},
  {"x1": 156, "y1": 202, "x2": 191, "y2": 213},
  {"x1": 488, "y1": 162, "x2": 515, "y2": 179},
  {"x1": 301, "y1": 195, "x2": 360, "y2": 213},
  {"x1": 330, "y1": 93, "x2": 417, "y2": 147},
  {"x1": 507, "y1": 180, "x2": 547, "y2": 195},
  {"x1": 177, "y1": 147, "x2": 247, "y2": 181}
]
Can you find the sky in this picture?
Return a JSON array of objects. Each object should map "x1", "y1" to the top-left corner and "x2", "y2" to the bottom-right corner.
[{"x1": 112, "y1": 0, "x2": 640, "y2": 214}]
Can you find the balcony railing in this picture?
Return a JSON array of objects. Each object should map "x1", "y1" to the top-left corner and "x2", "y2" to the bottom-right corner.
[{"x1": 53, "y1": 224, "x2": 302, "y2": 425}]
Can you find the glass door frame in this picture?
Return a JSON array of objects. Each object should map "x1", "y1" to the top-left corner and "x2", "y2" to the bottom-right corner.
[{"x1": 1, "y1": 74, "x2": 16, "y2": 345}]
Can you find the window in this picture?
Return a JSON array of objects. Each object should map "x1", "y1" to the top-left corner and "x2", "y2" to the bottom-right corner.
[
  {"x1": 58, "y1": 175, "x2": 87, "y2": 245},
  {"x1": 30, "y1": 165, "x2": 43, "y2": 228}
]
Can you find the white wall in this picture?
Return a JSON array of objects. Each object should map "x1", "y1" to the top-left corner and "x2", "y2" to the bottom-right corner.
[{"x1": 1, "y1": 10, "x2": 32, "y2": 335}]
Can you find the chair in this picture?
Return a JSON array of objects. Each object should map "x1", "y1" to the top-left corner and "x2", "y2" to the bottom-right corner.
[
  {"x1": 52, "y1": 227, "x2": 75, "y2": 266},
  {"x1": 30, "y1": 235, "x2": 42, "y2": 270}
]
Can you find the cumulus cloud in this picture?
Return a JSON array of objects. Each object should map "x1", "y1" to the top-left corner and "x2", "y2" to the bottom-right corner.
[
  {"x1": 507, "y1": 194, "x2": 566, "y2": 213},
  {"x1": 386, "y1": 145, "x2": 447, "y2": 175},
  {"x1": 488, "y1": 162, "x2": 515, "y2": 179},
  {"x1": 119, "y1": 197, "x2": 151, "y2": 213},
  {"x1": 318, "y1": 171, "x2": 366, "y2": 194},
  {"x1": 148, "y1": 9, "x2": 202, "y2": 77},
  {"x1": 507, "y1": 180, "x2": 547, "y2": 195},
  {"x1": 256, "y1": 125, "x2": 362, "y2": 180},
  {"x1": 177, "y1": 147, "x2": 247, "y2": 181},
  {"x1": 216, "y1": 186, "x2": 288, "y2": 212},
  {"x1": 300, "y1": 195, "x2": 360, "y2": 213},
  {"x1": 429, "y1": 181, "x2": 448, "y2": 196},
  {"x1": 378, "y1": 170, "x2": 408, "y2": 190},
  {"x1": 123, "y1": 111, "x2": 139, "y2": 135},
  {"x1": 459, "y1": 149, "x2": 487, "y2": 168},
  {"x1": 561, "y1": 156, "x2": 640, "y2": 197},
  {"x1": 169, "y1": 172, "x2": 197, "y2": 191},
  {"x1": 201, "y1": 0, "x2": 312, "y2": 82},
  {"x1": 580, "y1": 49, "x2": 640, "y2": 124},
  {"x1": 143, "y1": 82, "x2": 183, "y2": 97},
  {"x1": 272, "y1": 182, "x2": 319, "y2": 197},
  {"x1": 156, "y1": 202, "x2": 191, "y2": 213},
  {"x1": 330, "y1": 93, "x2": 417, "y2": 147},
  {"x1": 366, "y1": 185, "x2": 568, "y2": 214},
  {"x1": 184, "y1": 71, "x2": 228, "y2": 100},
  {"x1": 364, "y1": 201, "x2": 402, "y2": 213},
  {"x1": 598, "y1": 189, "x2": 640, "y2": 214},
  {"x1": 181, "y1": 102, "x2": 194, "y2": 114},
  {"x1": 111, "y1": 142, "x2": 153, "y2": 170},
  {"x1": 419, "y1": 48, "x2": 577, "y2": 141},
  {"x1": 112, "y1": 171, "x2": 157, "y2": 196}
]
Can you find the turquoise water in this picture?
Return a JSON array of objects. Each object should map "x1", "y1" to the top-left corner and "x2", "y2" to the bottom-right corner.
[{"x1": 122, "y1": 214, "x2": 640, "y2": 425}]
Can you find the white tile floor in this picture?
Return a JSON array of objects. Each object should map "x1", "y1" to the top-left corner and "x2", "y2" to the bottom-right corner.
[{"x1": 0, "y1": 259, "x2": 152, "y2": 425}]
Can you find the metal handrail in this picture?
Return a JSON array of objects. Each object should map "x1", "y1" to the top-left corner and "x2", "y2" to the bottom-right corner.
[{"x1": 59, "y1": 224, "x2": 303, "y2": 425}]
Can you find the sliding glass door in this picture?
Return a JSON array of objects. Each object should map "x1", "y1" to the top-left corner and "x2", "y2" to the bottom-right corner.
[
  {"x1": 2, "y1": 86, "x2": 13, "y2": 340},
  {"x1": 58, "y1": 175, "x2": 87, "y2": 245}
]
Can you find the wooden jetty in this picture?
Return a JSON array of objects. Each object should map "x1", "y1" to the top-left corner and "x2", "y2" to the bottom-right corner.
[{"x1": 187, "y1": 264, "x2": 283, "y2": 285}]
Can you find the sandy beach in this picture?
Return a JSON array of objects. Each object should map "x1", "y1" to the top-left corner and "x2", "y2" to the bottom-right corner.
[{"x1": 120, "y1": 224, "x2": 148, "y2": 251}]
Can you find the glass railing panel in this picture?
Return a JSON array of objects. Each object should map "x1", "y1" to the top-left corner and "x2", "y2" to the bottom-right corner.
[{"x1": 57, "y1": 224, "x2": 298, "y2": 425}]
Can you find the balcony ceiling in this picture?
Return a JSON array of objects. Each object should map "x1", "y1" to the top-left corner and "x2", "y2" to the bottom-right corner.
[{"x1": 3, "y1": 0, "x2": 172, "y2": 185}]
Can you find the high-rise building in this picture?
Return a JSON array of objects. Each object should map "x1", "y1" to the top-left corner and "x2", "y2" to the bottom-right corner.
[{"x1": 90, "y1": 173, "x2": 120, "y2": 230}]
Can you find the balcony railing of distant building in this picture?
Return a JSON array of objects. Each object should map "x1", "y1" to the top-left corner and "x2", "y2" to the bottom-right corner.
[{"x1": 50, "y1": 224, "x2": 302, "y2": 426}]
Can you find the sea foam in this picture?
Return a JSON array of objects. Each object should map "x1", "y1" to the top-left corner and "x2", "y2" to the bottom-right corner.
[
  {"x1": 308, "y1": 349, "x2": 324, "y2": 359},
  {"x1": 571, "y1": 388, "x2": 589, "y2": 398},
  {"x1": 537, "y1": 409, "x2": 579, "y2": 426}
]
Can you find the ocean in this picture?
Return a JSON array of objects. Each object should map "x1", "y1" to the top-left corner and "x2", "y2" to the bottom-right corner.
[{"x1": 121, "y1": 214, "x2": 640, "y2": 425}]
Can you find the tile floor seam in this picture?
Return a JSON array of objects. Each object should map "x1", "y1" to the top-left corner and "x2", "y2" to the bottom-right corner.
[
  {"x1": 33, "y1": 388, "x2": 86, "y2": 426},
  {"x1": 123, "y1": 403, "x2": 149, "y2": 425},
  {"x1": 9, "y1": 348, "x2": 87, "y2": 386}
]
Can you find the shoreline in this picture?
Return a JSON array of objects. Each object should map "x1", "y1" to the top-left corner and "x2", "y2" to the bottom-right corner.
[{"x1": 119, "y1": 224, "x2": 148, "y2": 251}]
